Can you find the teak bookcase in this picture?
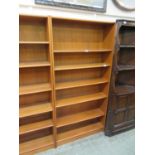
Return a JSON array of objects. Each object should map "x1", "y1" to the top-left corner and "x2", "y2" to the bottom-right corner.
[
  {"x1": 19, "y1": 15, "x2": 115, "y2": 154},
  {"x1": 105, "y1": 20, "x2": 135, "y2": 136}
]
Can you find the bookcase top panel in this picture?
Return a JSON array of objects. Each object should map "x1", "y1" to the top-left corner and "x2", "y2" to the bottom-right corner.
[{"x1": 19, "y1": 14, "x2": 115, "y2": 25}]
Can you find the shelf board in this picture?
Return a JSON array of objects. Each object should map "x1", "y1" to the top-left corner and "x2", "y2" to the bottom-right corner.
[
  {"x1": 54, "y1": 49, "x2": 112, "y2": 53},
  {"x1": 56, "y1": 78, "x2": 108, "y2": 90},
  {"x1": 19, "y1": 83, "x2": 51, "y2": 95},
  {"x1": 55, "y1": 63, "x2": 110, "y2": 71},
  {"x1": 20, "y1": 119, "x2": 53, "y2": 135},
  {"x1": 20, "y1": 135, "x2": 54, "y2": 155},
  {"x1": 120, "y1": 45, "x2": 135, "y2": 48},
  {"x1": 115, "y1": 85, "x2": 135, "y2": 95},
  {"x1": 121, "y1": 23, "x2": 135, "y2": 27},
  {"x1": 57, "y1": 109, "x2": 104, "y2": 128},
  {"x1": 56, "y1": 92, "x2": 107, "y2": 108},
  {"x1": 57, "y1": 122, "x2": 103, "y2": 145},
  {"x1": 19, "y1": 61, "x2": 50, "y2": 68},
  {"x1": 118, "y1": 65, "x2": 135, "y2": 71},
  {"x1": 19, "y1": 102, "x2": 52, "y2": 118},
  {"x1": 19, "y1": 41, "x2": 49, "y2": 44}
]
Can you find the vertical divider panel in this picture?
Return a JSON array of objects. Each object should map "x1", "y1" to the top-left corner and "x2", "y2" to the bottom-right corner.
[
  {"x1": 47, "y1": 16, "x2": 57, "y2": 147},
  {"x1": 101, "y1": 24, "x2": 116, "y2": 127}
]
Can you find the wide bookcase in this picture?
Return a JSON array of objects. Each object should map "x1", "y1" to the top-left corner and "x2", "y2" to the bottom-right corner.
[
  {"x1": 19, "y1": 15, "x2": 115, "y2": 154},
  {"x1": 105, "y1": 20, "x2": 135, "y2": 136}
]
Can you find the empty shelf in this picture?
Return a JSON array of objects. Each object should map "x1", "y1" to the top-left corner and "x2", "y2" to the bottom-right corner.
[
  {"x1": 57, "y1": 122, "x2": 103, "y2": 145},
  {"x1": 56, "y1": 78, "x2": 108, "y2": 90},
  {"x1": 19, "y1": 83, "x2": 51, "y2": 95},
  {"x1": 19, "y1": 102, "x2": 52, "y2": 118},
  {"x1": 120, "y1": 45, "x2": 135, "y2": 48},
  {"x1": 20, "y1": 135, "x2": 54, "y2": 154},
  {"x1": 57, "y1": 109, "x2": 104, "y2": 128},
  {"x1": 54, "y1": 49, "x2": 112, "y2": 53},
  {"x1": 19, "y1": 61, "x2": 50, "y2": 68},
  {"x1": 19, "y1": 41, "x2": 49, "y2": 44},
  {"x1": 20, "y1": 119, "x2": 53, "y2": 135},
  {"x1": 55, "y1": 63, "x2": 110, "y2": 71},
  {"x1": 56, "y1": 92, "x2": 107, "y2": 108},
  {"x1": 118, "y1": 65, "x2": 135, "y2": 71},
  {"x1": 115, "y1": 85, "x2": 135, "y2": 95},
  {"x1": 121, "y1": 22, "x2": 134, "y2": 27}
]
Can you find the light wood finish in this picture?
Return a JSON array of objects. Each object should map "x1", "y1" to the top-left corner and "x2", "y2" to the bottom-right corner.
[
  {"x1": 54, "y1": 49, "x2": 112, "y2": 53},
  {"x1": 55, "y1": 68, "x2": 109, "y2": 83},
  {"x1": 56, "y1": 92, "x2": 107, "y2": 108},
  {"x1": 19, "y1": 41, "x2": 49, "y2": 44},
  {"x1": 19, "y1": 102, "x2": 52, "y2": 118},
  {"x1": 20, "y1": 135, "x2": 54, "y2": 155},
  {"x1": 57, "y1": 122, "x2": 103, "y2": 145},
  {"x1": 52, "y1": 19, "x2": 114, "y2": 50},
  {"x1": 19, "y1": 61, "x2": 50, "y2": 68},
  {"x1": 19, "y1": 44, "x2": 49, "y2": 62},
  {"x1": 20, "y1": 67, "x2": 50, "y2": 86},
  {"x1": 52, "y1": 16, "x2": 114, "y2": 24},
  {"x1": 57, "y1": 109, "x2": 104, "y2": 127},
  {"x1": 47, "y1": 16, "x2": 57, "y2": 147},
  {"x1": 55, "y1": 63, "x2": 110, "y2": 71},
  {"x1": 19, "y1": 83, "x2": 51, "y2": 95},
  {"x1": 19, "y1": 15, "x2": 54, "y2": 154},
  {"x1": 19, "y1": 15, "x2": 115, "y2": 153},
  {"x1": 20, "y1": 119, "x2": 53, "y2": 135},
  {"x1": 56, "y1": 78, "x2": 108, "y2": 90},
  {"x1": 19, "y1": 16, "x2": 48, "y2": 42},
  {"x1": 20, "y1": 145, "x2": 53, "y2": 155}
]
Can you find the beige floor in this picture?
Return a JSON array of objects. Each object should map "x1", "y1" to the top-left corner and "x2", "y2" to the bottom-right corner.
[{"x1": 37, "y1": 129, "x2": 135, "y2": 155}]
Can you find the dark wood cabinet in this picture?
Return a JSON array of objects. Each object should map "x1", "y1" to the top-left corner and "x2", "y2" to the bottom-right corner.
[{"x1": 105, "y1": 20, "x2": 135, "y2": 136}]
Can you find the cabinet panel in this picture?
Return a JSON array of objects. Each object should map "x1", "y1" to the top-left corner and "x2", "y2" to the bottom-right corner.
[{"x1": 105, "y1": 20, "x2": 135, "y2": 136}]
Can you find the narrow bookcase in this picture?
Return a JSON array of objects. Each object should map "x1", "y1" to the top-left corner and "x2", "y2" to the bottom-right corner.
[
  {"x1": 19, "y1": 15, "x2": 55, "y2": 155},
  {"x1": 19, "y1": 15, "x2": 115, "y2": 154},
  {"x1": 105, "y1": 20, "x2": 135, "y2": 136}
]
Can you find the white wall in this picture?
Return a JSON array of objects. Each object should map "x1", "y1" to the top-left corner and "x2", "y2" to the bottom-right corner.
[{"x1": 19, "y1": 0, "x2": 135, "y2": 22}]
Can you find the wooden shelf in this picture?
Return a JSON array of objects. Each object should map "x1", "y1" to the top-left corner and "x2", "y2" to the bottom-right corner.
[
  {"x1": 115, "y1": 85, "x2": 135, "y2": 95},
  {"x1": 20, "y1": 135, "x2": 54, "y2": 155},
  {"x1": 54, "y1": 49, "x2": 112, "y2": 53},
  {"x1": 118, "y1": 65, "x2": 135, "y2": 71},
  {"x1": 20, "y1": 119, "x2": 53, "y2": 135},
  {"x1": 56, "y1": 92, "x2": 107, "y2": 108},
  {"x1": 56, "y1": 78, "x2": 108, "y2": 90},
  {"x1": 19, "y1": 41, "x2": 49, "y2": 44},
  {"x1": 19, "y1": 61, "x2": 50, "y2": 68},
  {"x1": 120, "y1": 45, "x2": 135, "y2": 48},
  {"x1": 55, "y1": 63, "x2": 110, "y2": 71},
  {"x1": 57, "y1": 122, "x2": 103, "y2": 145},
  {"x1": 57, "y1": 109, "x2": 104, "y2": 128},
  {"x1": 19, "y1": 102, "x2": 52, "y2": 118},
  {"x1": 19, "y1": 15, "x2": 115, "y2": 151},
  {"x1": 121, "y1": 24, "x2": 134, "y2": 28},
  {"x1": 19, "y1": 83, "x2": 51, "y2": 95}
]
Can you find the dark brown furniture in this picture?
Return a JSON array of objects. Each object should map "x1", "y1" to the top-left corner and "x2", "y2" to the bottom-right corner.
[{"x1": 105, "y1": 20, "x2": 135, "y2": 136}]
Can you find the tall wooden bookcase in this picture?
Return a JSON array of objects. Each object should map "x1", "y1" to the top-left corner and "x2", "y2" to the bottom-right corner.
[
  {"x1": 19, "y1": 15, "x2": 115, "y2": 154},
  {"x1": 105, "y1": 20, "x2": 135, "y2": 136}
]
